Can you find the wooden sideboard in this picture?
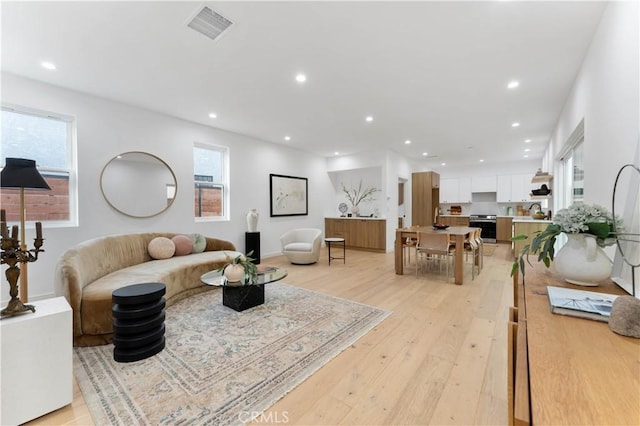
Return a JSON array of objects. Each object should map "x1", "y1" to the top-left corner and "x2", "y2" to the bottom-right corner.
[
  {"x1": 510, "y1": 263, "x2": 639, "y2": 425},
  {"x1": 324, "y1": 218, "x2": 386, "y2": 252}
]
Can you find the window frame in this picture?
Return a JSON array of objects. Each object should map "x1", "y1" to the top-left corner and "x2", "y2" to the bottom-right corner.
[
  {"x1": 193, "y1": 141, "x2": 229, "y2": 222},
  {"x1": 1, "y1": 103, "x2": 78, "y2": 228}
]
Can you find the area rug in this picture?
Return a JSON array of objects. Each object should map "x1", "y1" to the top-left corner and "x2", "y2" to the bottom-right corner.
[{"x1": 74, "y1": 282, "x2": 390, "y2": 425}]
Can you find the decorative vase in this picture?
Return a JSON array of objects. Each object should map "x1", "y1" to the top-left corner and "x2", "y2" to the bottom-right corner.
[
  {"x1": 223, "y1": 264, "x2": 245, "y2": 284},
  {"x1": 351, "y1": 205, "x2": 359, "y2": 217},
  {"x1": 553, "y1": 233, "x2": 612, "y2": 286},
  {"x1": 246, "y1": 209, "x2": 259, "y2": 232}
]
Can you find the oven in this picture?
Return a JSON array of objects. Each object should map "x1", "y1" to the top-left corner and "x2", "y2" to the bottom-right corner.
[{"x1": 469, "y1": 215, "x2": 497, "y2": 243}]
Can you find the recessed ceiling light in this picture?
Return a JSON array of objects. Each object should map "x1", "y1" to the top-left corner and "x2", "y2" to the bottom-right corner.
[
  {"x1": 295, "y1": 73, "x2": 306, "y2": 83},
  {"x1": 405, "y1": 140, "x2": 411, "y2": 145},
  {"x1": 479, "y1": 159, "x2": 485, "y2": 162},
  {"x1": 284, "y1": 136, "x2": 291, "y2": 141},
  {"x1": 422, "y1": 152, "x2": 428, "y2": 156},
  {"x1": 525, "y1": 139, "x2": 532, "y2": 143},
  {"x1": 41, "y1": 61, "x2": 56, "y2": 70},
  {"x1": 524, "y1": 155, "x2": 529, "y2": 158},
  {"x1": 365, "y1": 116, "x2": 373, "y2": 122},
  {"x1": 524, "y1": 148, "x2": 530, "y2": 152},
  {"x1": 507, "y1": 80, "x2": 519, "y2": 89},
  {"x1": 512, "y1": 122, "x2": 520, "y2": 127},
  {"x1": 334, "y1": 151, "x2": 340, "y2": 155},
  {"x1": 208, "y1": 112, "x2": 217, "y2": 119},
  {"x1": 441, "y1": 162, "x2": 446, "y2": 166}
]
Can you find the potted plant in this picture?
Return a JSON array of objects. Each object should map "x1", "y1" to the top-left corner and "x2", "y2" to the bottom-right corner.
[
  {"x1": 217, "y1": 251, "x2": 258, "y2": 285},
  {"x1": 512, "y1": 203, "x2": 623, "y2": 285},
  {"x1": 341, "y1": 179, "x2": 379, "y2": 216}
]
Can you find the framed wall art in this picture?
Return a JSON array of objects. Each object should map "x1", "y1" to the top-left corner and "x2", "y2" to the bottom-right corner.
[{"x1": 269, "y1": 174, "x2": 308, "y2": 217}]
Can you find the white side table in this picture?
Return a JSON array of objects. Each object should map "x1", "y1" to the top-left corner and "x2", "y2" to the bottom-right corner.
[{"x1": 1, "y1": 297, "x2": 73, "y2": 425}]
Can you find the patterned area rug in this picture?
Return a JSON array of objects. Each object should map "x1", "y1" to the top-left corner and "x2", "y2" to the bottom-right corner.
[{"x1": 74, "y1": 283, "x2": 390, "y2": 425}]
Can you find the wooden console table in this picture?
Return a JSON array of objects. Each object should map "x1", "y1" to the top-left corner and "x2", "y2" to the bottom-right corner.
[{"x1": 511, "y1": 264, "x2": 640, "y2": 425}]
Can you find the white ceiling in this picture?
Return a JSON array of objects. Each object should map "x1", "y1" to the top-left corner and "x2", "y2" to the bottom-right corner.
[{"x1": 1, "y1": 1, "x2": 607, "y2": 168}]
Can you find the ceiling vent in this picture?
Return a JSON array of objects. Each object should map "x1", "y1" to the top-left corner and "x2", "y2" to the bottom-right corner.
[{"x1": 187, "y1": 6, "x2": 233, "y2": 41}]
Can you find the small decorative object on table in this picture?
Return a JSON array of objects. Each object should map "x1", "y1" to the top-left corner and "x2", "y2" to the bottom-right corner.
[
  {"x1": 341, "y1": 179, "x2": 379, "y2": 218},
  {"x1": 433, "y1": 223, "x2": 449, "y2": 230},
  {"x1": 216, "y1": 251, "x2": 258, "y2": 285},
  {"x1": 512, "y1": 203, "x2": 623, "y2": 286}
]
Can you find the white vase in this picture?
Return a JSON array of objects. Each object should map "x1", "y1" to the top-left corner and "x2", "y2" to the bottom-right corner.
[
  {"x1": 224, "y1": 264, "x2": 245, "y2": 284},
  {"x1": 351, "y1": 205, "x2": 359, "y2": 216},
  {"x1": 553, "y1": 233, "x2": 613, "y2": 286},
  {"x1": 246, "y1": 209, "x2": 259, "y2": 232}
]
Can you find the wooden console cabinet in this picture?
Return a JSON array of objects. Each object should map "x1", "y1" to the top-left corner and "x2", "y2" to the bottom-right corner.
[
  {"x1": 510, "y1": 264, "x2": 639, "y2": 425},
  {"x1": 324, "y1": 218, "x2": 385, "y2": 252}
]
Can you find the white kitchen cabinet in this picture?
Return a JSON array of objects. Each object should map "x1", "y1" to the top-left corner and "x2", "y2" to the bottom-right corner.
[
  {"x1": 458, "y1": 177, "x2": 472, "y2": 202},
  {"x1": 471, "y1": 176, "x2": 497, "y2": 192},
  {"x1": 440, "y1": 177, "x2": 471, "y2": 203},
  {"x1": 497, "y1": 174, "x2": 532, "y2": 202}
]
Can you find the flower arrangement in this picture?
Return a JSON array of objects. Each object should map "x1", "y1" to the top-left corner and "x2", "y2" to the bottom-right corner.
[
  {"x1": 216, "y1": 251, "x2": 258, "y2": 284},
  {"x1": 511, "y1": 203, "x2": 623, "y2": 277},
  {"x1": 341, "y1": 179, "x2": 379, "y2": 208}
]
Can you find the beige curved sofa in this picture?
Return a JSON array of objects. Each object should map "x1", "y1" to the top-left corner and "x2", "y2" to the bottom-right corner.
[{"x1": 54, "y1": 232, "x2": 239, "y2": 347}]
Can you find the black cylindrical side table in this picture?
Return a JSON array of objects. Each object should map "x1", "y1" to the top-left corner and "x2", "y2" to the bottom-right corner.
[{"x1": 112, "y1": 282, "x2": 166, "y2": 362}]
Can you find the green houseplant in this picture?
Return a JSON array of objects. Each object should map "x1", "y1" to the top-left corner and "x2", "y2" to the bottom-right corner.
[
  {"x1": 511, "y1": 203, "x2": 622, "y2": 280},
  {"x1": 216, "y1": 251, "x2": 258, "y2": 284}
]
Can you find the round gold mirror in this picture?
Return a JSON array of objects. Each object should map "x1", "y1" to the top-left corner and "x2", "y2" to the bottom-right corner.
[{"x1": 100, "y1": 151, "x2": 177, "y2": 218}]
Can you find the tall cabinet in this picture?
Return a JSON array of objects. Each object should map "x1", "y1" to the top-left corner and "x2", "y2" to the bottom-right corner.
[{"x1": 412, "y1": 171, "x2": 440, "y2": 226}]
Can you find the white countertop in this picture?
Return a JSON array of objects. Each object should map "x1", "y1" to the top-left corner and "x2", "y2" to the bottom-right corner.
[
  {"x1": 327, "y1": 216, "x2": 385, "y2": 220},
  {"x1": 439, "y1": 214, "x2": 470, "y2": 217},
  {"x1": 512, "y1": 217, "x2": 552, "y2": 223}
]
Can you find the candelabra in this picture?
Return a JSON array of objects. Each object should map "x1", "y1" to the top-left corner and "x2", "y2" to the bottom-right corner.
[
  {"x1": 0, "y1": 215, "x2": 44, "y2": 316},
  {"x1": 1, "y1": 158, "x2": 51, "y2": 316}
]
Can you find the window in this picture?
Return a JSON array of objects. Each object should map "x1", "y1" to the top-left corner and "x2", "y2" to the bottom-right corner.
[
  {"x1": 558, "y1": 120, "x2": 584, "y2": 209},
  {"x1": 1, "y1": 105, "x2": 76, "y2": 225},
  {"x1": 193, "y1": 143, "x2": 228, "y2": 219}
]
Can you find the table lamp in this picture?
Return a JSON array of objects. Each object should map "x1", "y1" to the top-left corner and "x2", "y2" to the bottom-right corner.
[{"x1": 1, "y1": 158, "x2": 50, "y2": 315}]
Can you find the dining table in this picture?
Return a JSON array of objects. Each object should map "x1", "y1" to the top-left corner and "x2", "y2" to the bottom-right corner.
[{"x1": 395, "y1": 226, "x2": 479, "y2": 285}]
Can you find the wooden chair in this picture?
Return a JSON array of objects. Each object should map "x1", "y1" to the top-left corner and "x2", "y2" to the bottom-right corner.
[
  {"x1": 463, "y1": 228, "x2": 482, "y2": 279},
  {"x1": 415, "y1": 232, "x2": 453, "y2": 281}
]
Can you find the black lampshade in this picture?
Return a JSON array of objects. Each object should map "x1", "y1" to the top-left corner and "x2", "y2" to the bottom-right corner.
[{"x1": 0, "y1": 158, "x2": 51, "y2": 190}]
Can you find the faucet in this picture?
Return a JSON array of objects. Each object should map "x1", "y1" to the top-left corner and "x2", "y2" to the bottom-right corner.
[{"x1": 529, "y1": 203, "x2": 542, "y2": 212}]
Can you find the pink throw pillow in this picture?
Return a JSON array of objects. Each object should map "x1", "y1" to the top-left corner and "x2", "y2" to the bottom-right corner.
[{"x1": 172, "y1": 235, "x2": 193, "y2": 256}]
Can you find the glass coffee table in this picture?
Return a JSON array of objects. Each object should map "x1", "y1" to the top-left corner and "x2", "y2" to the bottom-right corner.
[{"x1": 200, "y1": 266, "x2": 287, "y2": 312}]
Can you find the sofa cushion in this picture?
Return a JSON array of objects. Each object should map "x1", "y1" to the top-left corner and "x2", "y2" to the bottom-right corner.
[
  {"x1": 148, "y1": 237, "x2": 175, "y2": 259},
  {"x1": 172, "y1": 234, "x2": 193, "y2": 256},
  {"x1": 284, "y1": 242, "x2": 313, "y2": 252},
  {"x1": 190, "y1": 233, "x2": 207, "y2": 253}
]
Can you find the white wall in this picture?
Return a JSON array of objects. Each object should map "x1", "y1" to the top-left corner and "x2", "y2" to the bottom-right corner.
[
  {"x1": 2, "y1": 73, "x2": 333, "y2": 301},
  {"x1": 545, "y1": 1, "x2": 639, "y2": 294},
  {"x1": 549, "y1": 1, "x2": 639, "y2": 207}
]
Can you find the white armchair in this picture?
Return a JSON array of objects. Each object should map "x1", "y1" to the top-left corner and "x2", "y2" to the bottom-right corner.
[{"x1": 280, "y1": 228, "x2": 323, "y2": 265}]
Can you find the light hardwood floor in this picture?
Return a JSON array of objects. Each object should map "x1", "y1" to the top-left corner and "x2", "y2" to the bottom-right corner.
[{"x1": 28, "y1": 244, "x2": 514, "y2": 425}]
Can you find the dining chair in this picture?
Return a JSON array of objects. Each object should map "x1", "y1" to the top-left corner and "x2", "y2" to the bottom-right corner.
[
  {"x1": 415, "y1": 232, "x2": 453, "y2": 281},
  {"x1": 463, "y1": 228, "x2": 482, "y2": 279}
]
